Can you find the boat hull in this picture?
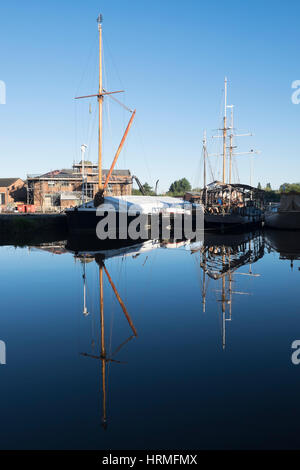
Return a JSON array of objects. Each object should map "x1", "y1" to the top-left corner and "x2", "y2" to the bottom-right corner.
[
  {"x1": 66, "y1": 208, "x2": 147, "y2": 236},
  {"x1": 264, "y1": 211, "x2": 300, "y2": 230},
  {"x1": 204, "y1": 213, "x2": 263, "y2": 231},
  {"x1": 66, "y1": 208, "x2": 190, "y2": 240}
]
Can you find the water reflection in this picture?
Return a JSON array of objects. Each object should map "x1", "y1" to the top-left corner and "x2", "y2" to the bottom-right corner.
[
  {"x1": 265, "y1": 229, "x2": 300, "y2": 269},
  {"x1": 79, "y1": 257, "x2": 137, "y2": 429},
  {"x1": 194, "y1": 231, "x2": 264, "y2": 349},
  {"x1": 77, "y1": 239, "x2": 192, "y2": 429},
  {"x1": 30, "y1": 229, "x2": 300, "y2": 438}
]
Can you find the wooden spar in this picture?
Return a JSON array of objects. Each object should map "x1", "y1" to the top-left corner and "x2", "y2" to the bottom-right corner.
[
  {"x1": 228, "y1": 106, "x2": 234, "y2": 186},
  {"x1": 100, "y1": 266, "x2": 105, "y2": 358},
  {"x1": 202, "y1": 249, "x2": 206, "y2": 313},
  {"x1": 222, "y1": 249, "x2": 226, "y2": 350},
  {"x1": 99, "y1": 265, "x2": 107, "y2": 427},
  {"x1": 75, "y1": 91, "x2": 124, "y2": 100},
  {"x1": 98, "y1": 17, "x2": 103, "y2": 190},
  {"x1": 203, "y1": 130, "x2": 207, "y2": 206},
  {"x1": 103, "y1": 109, "x2": 136, "y2": 191},
  {"x1": 228, "y1": 249, "x2": 232, "y2": 319},
  {"x1": 222, "y1": 77, "x2": 227, "y2": 184},
  {"x1": 203, "y1": 130, "x2": 206, "y2": 188},
  {"x1": 102, "y1": 263, "x2": 138, "y2": 337}
]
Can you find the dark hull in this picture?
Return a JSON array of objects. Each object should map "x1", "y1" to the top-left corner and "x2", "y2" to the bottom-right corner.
[
  {"x1": 66, "y1": 208, "x2": 189, "y2": 241},
  {"x1": 265, "y1": 211, "x2": 300, "y2": 230},
  {"x1": 66, "y1": 208, "x2": 147, "y2": 236},
  {"x1": 204, "y1": 213, "x2": 263, "y2": 233}
]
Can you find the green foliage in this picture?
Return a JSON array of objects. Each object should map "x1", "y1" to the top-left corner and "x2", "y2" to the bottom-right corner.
[
  {"x1": 168, "y1": 178, "x2": 191, "y2": 196},
  {"x1": 142, "y1": 183, "x2": 155, "y2": 195},
  {"x1": 257, "y1": 182, "x2": 262, "y2": 190},
  {"x1": 132, "y1": 182, "x2": 155, "y2": 196},
  {"x1": 265, "y1": 183, "x2": 272, "y2": 191},
  {"x1": 279, "y1": 182, "x2": 300, "y2": 193},
  {"x1": 132, "y1": 189, "x2": 141, "y2": 195}
]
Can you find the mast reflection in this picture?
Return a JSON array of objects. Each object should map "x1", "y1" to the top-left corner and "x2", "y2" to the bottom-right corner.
[{"x1": 193, "y1": 231, "x2": 265, "y2": 349}]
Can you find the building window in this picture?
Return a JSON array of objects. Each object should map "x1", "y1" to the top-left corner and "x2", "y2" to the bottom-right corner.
[
  {"x1": 44, "y1": 194, "x2": 60, "y2": 208},
  {"x1": 61, "y1": 182, "x2": 69, "y2": 187},
  {"x1": 0, "y1": 193, "x2": 5, "y2": 205},
  {"x1": 86, "y1": 183, "x2": 95, "y2": 198}
]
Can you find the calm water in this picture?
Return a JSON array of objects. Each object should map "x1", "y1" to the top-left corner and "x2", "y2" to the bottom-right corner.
[{"x1": 0, "y1": 229, "x2": 300, "y2": 449}]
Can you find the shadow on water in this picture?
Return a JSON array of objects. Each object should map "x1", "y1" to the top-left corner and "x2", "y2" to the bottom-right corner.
[{"x1": 0, "y1": 214, "x2": 68, "y2": 247}]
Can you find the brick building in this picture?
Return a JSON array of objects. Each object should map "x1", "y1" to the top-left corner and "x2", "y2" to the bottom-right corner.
[
  {"x1": 0, "y1": 178, "x2": 26, "y2": 210},
  {"x1": 27, "y1": 162, "x2": 132, "y2": 211}
]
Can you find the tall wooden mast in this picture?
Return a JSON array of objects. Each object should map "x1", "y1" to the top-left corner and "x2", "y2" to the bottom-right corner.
[
  {"x1": 203, "y1": 130, "x2": 208, "y2": 205},
  {"x1": 75, "y1": 15, "x2": 136, "y2": 205},
  {"x1": 203, "y1": 130, "x2": 207, "y2": 190},
  {"x1": 228, "y1": 105, "x2": 235, "y2": 185},
  {"x1": 222, "y1": 77, "x2": 227, "y2": 184},
  {"x1": 97, "y1": 14, "x2": 103, "y2": 190}
]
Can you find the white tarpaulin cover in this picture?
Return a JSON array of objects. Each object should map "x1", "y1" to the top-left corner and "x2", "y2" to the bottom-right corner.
[
  {"x1": 79, "y1": 196, "x2": 201, "y2": 215},
  {"x1": 279, "y1": 193, "x2": 300, "y2": 212}
]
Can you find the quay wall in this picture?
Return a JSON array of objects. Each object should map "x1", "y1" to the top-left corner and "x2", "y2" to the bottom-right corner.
[{"x1": 0, "y1": 213, "x2": 68, "y2": 246}]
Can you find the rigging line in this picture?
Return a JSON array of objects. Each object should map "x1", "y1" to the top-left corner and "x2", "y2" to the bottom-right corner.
[
  {"x1": 102, "y1": 33, "x2": 129, "y2": 170},
  {"x1": 102, "y1": 33, "x2": 125, "y2": 93},
  {"x1": 83, "y1": 93, "x2": 97, "y2": 154},
  {"x1": 192, "y1": 149, "x2": 203, "y2": 189},
  {"x1": 207, "y1": 153, "x2": 214, "y2": 182},
  {"x1": 233, "y1": 156, "x2": 240, "y2": 184},
  {"x1": 102, "y1": 51, "x2": 114, "y2": 151},
  {"x1": 89, "y1": 263, "x2": 99, "y2": 347},
  {"x1": 111, "y1": 335, "x2": 135, "y2": 358},
  {"x1": 75, "y1": 30, "x2": 98, "y2": 96},
  {"x1": 85, "y1": 269, "x2": 97, "y2": 348},
  {"x1": 76, "y1": 262, "x2": 83, "y2": 354},
  {"x1": 103, "y1": 89, "x2": 133, "y2": 113},
  {"x1": 135, "y1": 116, "x2": 153, "y2": 187},
  {"x1": 73, "y1": 99, "x2": 78, "y2": 163},
  {"x1": 108, "y1": 275, "x2": 116, "y2": 361},
  {"x1": 86, "y1": 102, "x2": 98, "y2": 160}
]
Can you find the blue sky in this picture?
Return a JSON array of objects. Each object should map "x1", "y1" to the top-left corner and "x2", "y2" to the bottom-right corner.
[{"x1": 0, "y1": 0, "x2": 300, "y2": 192}]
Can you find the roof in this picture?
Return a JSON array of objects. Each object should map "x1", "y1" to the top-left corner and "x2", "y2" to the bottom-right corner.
[
  {"x1": 28, "y1": 169, "x2": 131, "y2": 180},
  {"x1": 0, "y1": 178, "x2": 22, "y2": 187},
  {"x1": 102, "y1": 169, "x2": 131, "y2": 176},
  {"x1": 39, "y1": 169, "x2": 75, "y2": 179},
  {"x1": 206, "y1": 180, "x2": 264, "y2": 192}
]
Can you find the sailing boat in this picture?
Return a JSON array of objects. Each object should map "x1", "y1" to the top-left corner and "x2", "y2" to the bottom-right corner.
[
  {"x1": 202, "y1": 78, "x2": 265, "y2": 230},
  {"x1": 264, "y1": 192, "x2": 300, "y2": 229},
  {"x1": 66, "y1": 15, "x2": 194, "y2": 239}
]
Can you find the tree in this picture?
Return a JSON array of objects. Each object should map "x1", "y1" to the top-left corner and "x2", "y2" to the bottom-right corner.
[
  {"x1": 142, "y1": 183, "x2": 154, "y2": 195},
  {"x1": 168, "y1": 178, "x2": 191, "y2": 195},
  {"x1": 265, "y1": 183, "x2": 272, "y2": 191},
  {"x1": 257, "y1": 182, "x2": 262, "y2": 190},
  {"x1": 279, "y1": 182, "x2": 300, "y2": 193},
  {"x1": 132, "y1": 182, "x2": 155, "y2": 196}
]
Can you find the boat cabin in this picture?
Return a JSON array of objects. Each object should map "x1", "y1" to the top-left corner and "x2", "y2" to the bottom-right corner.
[{"x1": 200, "y1": 181, "x2": 265, "y2": 216}]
